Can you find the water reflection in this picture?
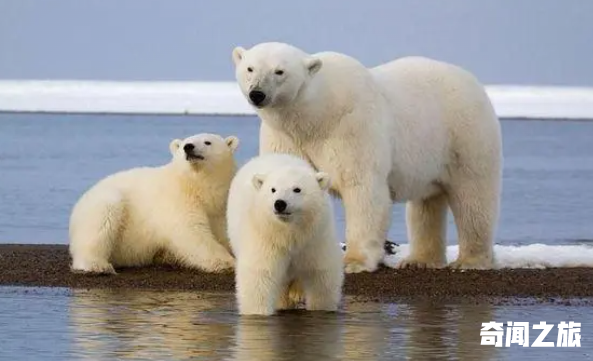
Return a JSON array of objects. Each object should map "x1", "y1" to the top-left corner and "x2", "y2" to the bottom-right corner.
[
  {"x1": 68, "y1": 290, "x2": 498, "y2": 361},
  {"x1": 69, "y1": 289, "x2": 236, "y2": 360}
]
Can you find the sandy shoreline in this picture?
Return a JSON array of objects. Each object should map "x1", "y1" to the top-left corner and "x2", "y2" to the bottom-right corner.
[{"x1": 2, "y1": 244, "x2": 593, "y2": 304}]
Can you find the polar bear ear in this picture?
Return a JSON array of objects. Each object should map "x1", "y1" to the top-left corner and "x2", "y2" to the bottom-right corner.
[
  {"x1": 252, "y1": 174, "x2": 266, "y2": 190},
  {"x1": 232, "y1": 46, "x2": 246, "y2": 66},
  {"x1": 225, "y1": 135, "x2": 240, "y2": 152},
  {"x1": 169, "y1": 139, "x2": 182, "y2": 155},
  {"x1": 315, "y1": 172, "x2": 331, "y2": 190},
  {"x1": 305, "y1": 57, "x2": 323, "y2": 76}
]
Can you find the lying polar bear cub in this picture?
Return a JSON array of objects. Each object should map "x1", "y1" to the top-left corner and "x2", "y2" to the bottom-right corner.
[
  {"x1": 69, "y1": 133, "x2": 239, "y2": 274},
  {"x1": 227, "y1": 153, "x2": 344, "y2": 316}
]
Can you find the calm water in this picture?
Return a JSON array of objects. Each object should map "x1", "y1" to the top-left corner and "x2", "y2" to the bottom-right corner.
[
  {"x1": 0, "y1": 113, "x2": 592, "y2": 245},
  {"x1": 1, "y1": 113, "x2": 593, "y2": 360},
  {"x1": 0, "y1": 287, "x2": 591, "y2": 361}
]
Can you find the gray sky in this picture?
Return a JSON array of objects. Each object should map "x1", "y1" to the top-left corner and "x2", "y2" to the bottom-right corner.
[{"x1": 1, "y1": 0, "x2": 592, "y2": 85}]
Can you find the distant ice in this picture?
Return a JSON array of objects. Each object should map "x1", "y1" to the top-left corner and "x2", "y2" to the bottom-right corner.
[{"x1": 1, "y1": 80, "x2": 593, "y2": 120}]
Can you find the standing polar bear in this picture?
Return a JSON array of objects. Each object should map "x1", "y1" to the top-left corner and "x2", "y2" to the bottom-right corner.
[
  {"x1": 69, "y1": 133, "x2": 239, "y2": 274},
  {"x1": 227, "y1": 153, "x2": 344, "y2": 316},
  {"x1": 232, "y1": 42, "x2": 503, "y2": 273}
]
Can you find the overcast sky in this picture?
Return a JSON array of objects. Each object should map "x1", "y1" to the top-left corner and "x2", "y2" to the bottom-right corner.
[{"x1": 1, "y1": 0, "x2": 592, "y2": 85}]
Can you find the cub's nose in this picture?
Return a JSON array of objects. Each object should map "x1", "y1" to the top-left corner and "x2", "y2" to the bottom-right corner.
[
  {"x1": 183, "y1": 143, "x2": 195, "y2": 153},
  {"x1": 248, "y1": 90, "x2": 266, "y2": 106},
  {"x1": 274, "y1": 199, "x2": 287, "y2": 213}
]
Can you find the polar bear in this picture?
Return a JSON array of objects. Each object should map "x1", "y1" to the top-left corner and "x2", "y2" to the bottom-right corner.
[
  {"x1": 227, "y1": 153, "x2": 344, "y2": 316},
  {"x1": 69, "y1": 133, "x2": 240, "y2": 274},
  {"x1": 232, "y1": 42, "x2": 503, "y2": 273}
]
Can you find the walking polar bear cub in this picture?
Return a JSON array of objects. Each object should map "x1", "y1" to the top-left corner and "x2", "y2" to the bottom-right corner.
[
  {"x1": 232, "y1": 42, "x2": 503, "y2": 273},
  {"x1": 227, "y1": 153, "x2": 344, "y2": 316},
  {"x1": 69, "y1": 133, "x2": 239, "y2": 274}
]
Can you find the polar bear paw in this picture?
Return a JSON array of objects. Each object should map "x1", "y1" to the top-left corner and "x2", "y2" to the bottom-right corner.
[
  {"x1": 395, "y1": 257, "x2": 446, "y2": 270},
  {"x1": 71, "y1": 260, "x2": 117, "y2": 275},
  {"x1": 344, "y1": 253, "x2": 380, "y2": 274},
  {"x1": 203, "y1": 255, "x2": 236, "y2": 273},
  {"x1": 448, "y1": 256, "x2": 493, "y2": 270}
]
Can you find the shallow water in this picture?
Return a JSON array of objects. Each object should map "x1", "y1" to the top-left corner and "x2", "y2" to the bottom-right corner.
[
  {"x1": 0, "y1": 287, "x2": 590, "y2": 360},
  {"x1": 0, "y1": 113, "x2": 592, "y2": 246}
]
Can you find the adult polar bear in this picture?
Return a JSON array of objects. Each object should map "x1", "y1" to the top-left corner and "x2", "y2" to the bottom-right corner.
[{"x1": 232, "y1": 42, "x2": 502, "y2": 273}]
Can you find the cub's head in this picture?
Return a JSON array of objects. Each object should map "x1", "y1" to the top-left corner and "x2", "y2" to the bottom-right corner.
[
  {"x1": 169, "y1": 133, "x2": 239, "y2": 172},
  {"x1": 252, "y1": 165, "x2": 331, "y2": 223},
  {"x1": 232, "y1": 42, "x2": 323, "y2": 109}
]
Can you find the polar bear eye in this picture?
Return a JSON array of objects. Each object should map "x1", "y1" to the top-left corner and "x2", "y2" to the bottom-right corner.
[
  {"x1": 204, "y1": 141, "x2": 211, "y2": 146},
  {"x1": 275, "y1": 70, "x2": 284, "y2": 76},
  {"x1": 293, "y1": 187, "x2": 301, "y2": 193},
  {"x1": 271, "y1": 188, "x2": 276, "y2": 193},
  {"x1": 247, "y1": 67, "x2": 253, "y2": 73}
]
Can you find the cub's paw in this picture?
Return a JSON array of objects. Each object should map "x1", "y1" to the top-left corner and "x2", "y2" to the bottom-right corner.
[
  {"x1": 200, "y1": 255, "x2": 236, "y2": 273},
  {"x1": 71, "y1": 261, "x2": 116, "y2": 275}
]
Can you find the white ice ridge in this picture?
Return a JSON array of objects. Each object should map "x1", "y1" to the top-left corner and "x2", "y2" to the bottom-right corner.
[
  {"x1": 340, "y1": 243, "x2": 593, "y2": 269},
  {"x1": 1, "y1": 80, "x2": 593, "y2": 120}
]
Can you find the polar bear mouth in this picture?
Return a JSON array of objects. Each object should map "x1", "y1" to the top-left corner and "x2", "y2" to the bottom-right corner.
[
  {"x1": 274, "y1": 211, "x2": 292, "y2": 220},
  {"x1": 186, "y1": 153, "x2": 205, "y2": 161}
]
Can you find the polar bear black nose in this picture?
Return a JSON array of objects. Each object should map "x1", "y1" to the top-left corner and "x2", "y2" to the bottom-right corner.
[
  {"x1": 183, "y1": 144, "x2": 195, "y2": 153},
  {"x1": 249, "y1": 90, "x2": 266, "y2": 106},
  {"x1": 274, "y1": 199, "x2": 287, "y2": 213}
]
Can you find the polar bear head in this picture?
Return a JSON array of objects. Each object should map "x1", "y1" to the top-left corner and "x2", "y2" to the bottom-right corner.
[
  {"x1": 251, "y1": 165, "x2": 331, "y2": 223},
  {"x1": 232, "y1": 42, "x2": 322, "y2": 109},
  {"x1": 169, "y1": 133, "x2": 239, "y2": 172}
]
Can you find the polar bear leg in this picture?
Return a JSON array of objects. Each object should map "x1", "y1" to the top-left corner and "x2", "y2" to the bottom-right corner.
[
  {"x1": 276, "y1": 279, "x2": 304, "y2": 310},
  {"x1": 301, "y1": 270, "x2": 342, "y2": 312},
  {"x1": 168, "y1": 223, "x2": 235, "y2": 273},
  {"x1": 397, "y1": 193, "x2": 448, "y2": 269},
  {"x1": 236, "y1": 262, "x2": 286, "y2": 316},
  {"x1": 342, "y1": 181, "x2": 392, "y2": 274},
  {"x1": 70, "y1": 193, "x2": 124, "y2": 275},
  {"x1": 447, "y1": 178, "x2": 498, "y2": 270}
]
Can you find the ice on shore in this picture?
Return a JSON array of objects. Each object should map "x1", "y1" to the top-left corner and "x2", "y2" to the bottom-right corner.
[{"x1": 1, "y1": 80, "x2": 593, "y2": 120}]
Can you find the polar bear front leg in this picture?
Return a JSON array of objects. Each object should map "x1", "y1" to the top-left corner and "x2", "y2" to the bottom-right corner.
[
  {"x1": 396, "y1": 194, "x2": 448, "y2": 269},
  {"x1": 236, "y1": 259, "x2": 288, "y2": 316},
  {"x1": 341, "y1": 180, "x2": 392, "y2": 273},
  {"x1": 168, "y1": 222, "x2": 235, "y2": 273},
  {"x1": 300, "y1": 269, "x2": 343, "y2": 312}
]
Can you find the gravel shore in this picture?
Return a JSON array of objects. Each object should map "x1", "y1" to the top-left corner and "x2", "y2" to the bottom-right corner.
[{"x1": 2, "y1": 244, "x2": 592, "y2": 304}]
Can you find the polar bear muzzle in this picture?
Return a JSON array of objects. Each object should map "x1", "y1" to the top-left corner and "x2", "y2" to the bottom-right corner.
[
  {"x1": 248, "y1": 90, "x2": 267, "y2": 107},
  {"x1": 183, "y1": 143, "x2": 205, "y2": 161}
]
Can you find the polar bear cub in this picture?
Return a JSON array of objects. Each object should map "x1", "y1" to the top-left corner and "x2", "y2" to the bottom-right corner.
[
  {"x1": 227, "y1": 153, "x2": 344, "y2": 316},
  {"x1": 69, "y1": 133, "x2": 239, "y2": 274}
]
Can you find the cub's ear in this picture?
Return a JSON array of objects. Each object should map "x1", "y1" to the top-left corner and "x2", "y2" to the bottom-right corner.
[
  {"x1": 305, "y1": 57, "x2": 322, "y2": 76},
  {"x1": 252, "y1": 173, "x2": 266, "y2": 190},
  {"x1": 225, "y1": 135, "x2": 240, "y2": 152},
  {"x1": 169, "y1": 139, "x2": 182, "y2": 155},
  {"x1": 315, "y1": 172, "x2": 331, "y2": 190},
  {"x1": 232, "y1": 46, "x2": 246, "y2": 66}
]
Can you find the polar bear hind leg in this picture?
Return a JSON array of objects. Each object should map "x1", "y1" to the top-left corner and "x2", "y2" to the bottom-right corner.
[
  {"x1": 446, "y1": 175, "x2": 498, "y2": 270},
  {"x1": 70, "y1": 191, "x2": 125, "y2": 275}
]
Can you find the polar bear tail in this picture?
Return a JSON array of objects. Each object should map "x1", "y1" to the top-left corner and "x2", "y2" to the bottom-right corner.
[{"x1": 69, "y1": 189, "x2": 126, "y2": 275}]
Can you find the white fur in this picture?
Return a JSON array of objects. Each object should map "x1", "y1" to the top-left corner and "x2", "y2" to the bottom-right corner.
[
  {"x1": 227, "y1": 153, "x2": 344, "y2": 316},
  {"x1": 69, "y1": 133, "x2": 240, "y2": 274},
  {"x1": 233, "y1": 42, "x2": 503, "y2": 273}
]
